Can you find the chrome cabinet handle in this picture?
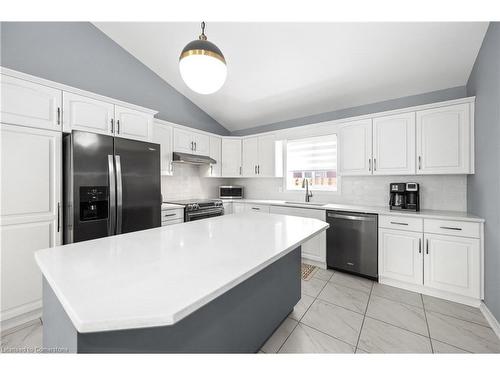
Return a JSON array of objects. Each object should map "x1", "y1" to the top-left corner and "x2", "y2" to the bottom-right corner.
[
  {"x1": 390, "y1": 221, "x2": 409, "y2": 226},
  {"x1": 258, "y1": 165, "x2": 260, "y2": 174},
  {"x1": 57, "y1": 202, "x2": 60, "y2": 232},
  {"x1": 374, "y1": 158, "x2": 376, "y2": 171},
  {"x1": 163, "y1": 213, "x2": 177, "y2": 217},
  {"x1": 251, "y1": 207, "x2": 260, "y2": 210},
  {"x1": 117, "y1": 120, "x2": 120, "y2": 134},
  {"x1": 255, "y1": 165, "x2": 257, "y2": 174},
  {"x1": 239, "y1": 166, "x2": 242, "y2": 175},
  {"x1": 418, "y1": 156, "x2": 422, "y2": 170},
  {"x1": 418, "y1": 238, "x2": 421, "y2": 254},
  {"x1": 210, "y1": 165, "x2": 213, "y2": 175},
  {"x1": 110, "y1": 118, "x2": 114, "y2": 133},
  {"x1": 368, "y1": 158, "x2": 371, "y2": 171},
  {"x1": 57, "y1": 107, "x2": 61, "y2": 125},
  {"x1": 440, "y1": 226, "x2": 462, "y2": 231},
  {"x1": 426, "y1": 239, "x2": 429, "y2": 255}
]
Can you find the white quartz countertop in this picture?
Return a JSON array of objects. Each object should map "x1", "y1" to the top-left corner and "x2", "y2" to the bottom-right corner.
[
  {"x1": 35, "y1": 213, "x2": 328, "y2": 333},
  {"x1": 222, "y1": 199, "x2": 484, "y2": 223}
]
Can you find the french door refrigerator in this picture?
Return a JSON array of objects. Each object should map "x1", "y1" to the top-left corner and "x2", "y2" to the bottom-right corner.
[{"x1": 63, "y1": 131, "x2": 161, "y2": 244}]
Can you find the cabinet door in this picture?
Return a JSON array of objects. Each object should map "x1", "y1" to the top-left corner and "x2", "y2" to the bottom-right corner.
[
  {"x1": 221, "y1": 138, "x2": 242, "y2": 177},
  {"x1": 257, "y1": 134, "x2": 276, "y2": 177},
  {"x1": 208, "y1": 136, "x2": 222, "y2": 177},
  {"x1": 1, "y1": 74, "x2": 62, "y2": 131},
  {"x1": 1, "y1": 124, "x2": 61, "y2": 324},
  {"x1": 424, "y1": 234, "x2": 480, "y2": 298},
  {"x1": 373, "y1": 112, "x2": 416, "y2": 175},
  {"x1": 233, "y1": 203, "x2": 246, "y2": 214},
  {"x1": 193, "y1": 133, "x2": 210, "y2": 156},
  {"x1": 242, "y1": 137, "x2": 259, "y2": 176},
  {"x1": 379, "y1": 228, "x2": 423, "y2": 285},
  {"x1": 416, "y1": 103, "x2": 471, "y2": 174},
  {"x1": 173, "y1": 128, "x2": 194, "y2": 154},
  {"x1": 114, "y1": 105, "x2": 153, "y2": 141},
  {"x1": 223, "y1": 202, "x2": 233, "y2": 215},
  {"x1": 269, "y1": 205, "x2": 326, "y2": 263},
  {"x1": 152, "y1": 122, "x2": 173, "y2": 176},
  {"x1": 339, "y1": 119, "x2": 373, "y2": 175},
  {"x1": 63, "y1": 92, "x2": 114, "y2": 135}
]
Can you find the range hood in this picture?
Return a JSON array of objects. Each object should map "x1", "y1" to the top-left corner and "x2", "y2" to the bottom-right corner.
[{"x1": 172, "y1": 152, "x2": 216, "y2": 165}]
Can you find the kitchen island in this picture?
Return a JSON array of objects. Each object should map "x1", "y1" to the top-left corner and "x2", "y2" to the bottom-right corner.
[{"x1": 35, "y1": 213, "x2": 328, "y2": 353}]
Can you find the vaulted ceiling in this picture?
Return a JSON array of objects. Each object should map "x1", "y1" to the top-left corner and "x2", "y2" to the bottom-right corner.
[{"x1": 94, "y1": 22, "x2": 488, "y2": 132}]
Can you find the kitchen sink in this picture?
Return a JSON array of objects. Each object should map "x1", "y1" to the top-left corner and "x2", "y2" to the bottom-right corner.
[{"x1": 284, "y1": 201, "x2": 327, "y2": 207}]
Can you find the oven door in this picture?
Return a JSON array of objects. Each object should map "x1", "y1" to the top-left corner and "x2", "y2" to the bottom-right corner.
[{"x1": 185, "y1": 208, "x2": 224, "y2": 222}]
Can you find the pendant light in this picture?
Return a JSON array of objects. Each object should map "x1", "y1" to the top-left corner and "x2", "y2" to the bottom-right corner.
[{"x1": 179, "y1": 22, "x2": 227, "y2": 95}]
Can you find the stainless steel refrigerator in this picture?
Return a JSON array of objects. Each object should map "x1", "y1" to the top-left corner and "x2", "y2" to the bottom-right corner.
[{"x1": 63, "y1": 131, "x2": 161, "y2": 244}]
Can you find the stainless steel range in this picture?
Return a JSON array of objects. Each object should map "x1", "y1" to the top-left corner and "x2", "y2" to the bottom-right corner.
[{"x1": 164, "y1": 199, "x2": 224, "y2": 222}]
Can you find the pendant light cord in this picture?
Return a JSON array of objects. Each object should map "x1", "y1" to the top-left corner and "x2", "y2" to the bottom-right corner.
[{"x1": 199, "y1": 21, "x2": 207, "y2": 40}]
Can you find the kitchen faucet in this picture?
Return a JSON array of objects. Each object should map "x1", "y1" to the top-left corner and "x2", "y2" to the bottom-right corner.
[{"x1": 302, "y1": 179, "x2": 313, "y2": 202}]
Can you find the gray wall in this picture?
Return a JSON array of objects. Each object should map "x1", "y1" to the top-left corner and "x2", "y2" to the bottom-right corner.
[
  {"x1": 231, "y1": 86, "x2": 467, "y2": 136},
  {"x1": 466, "y1": 22, "x2": 500, "y2": 321},
  {"x1": 0, "y1": 22, "x2": 229, "y2": 135}
]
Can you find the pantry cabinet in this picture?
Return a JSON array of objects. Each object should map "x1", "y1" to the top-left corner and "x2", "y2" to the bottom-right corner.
[
  {"x1": 339, "y1": 119, "x2": 373, "y2": 176},
  {"x1": 1, "y1": 74, "x2": 62, "y2": 131},
  {"x1": 221, "y1": 138, "x2": 242, "y2": 177},
  {"x1": 0, "y1": 124, "x2": 62, "y2": 331},
  {"x1": 62, "y1": 92, "x2": 114, "y2": 135},
  {"x1": 416, "y1": 103, "x2": 472, "y2": 174},
  {"x1": 372, "y1": 112, "x2": 416, "y2": 175},
  {"x1": 152, "y1": 120, "x2": 174, "y2": 176}
]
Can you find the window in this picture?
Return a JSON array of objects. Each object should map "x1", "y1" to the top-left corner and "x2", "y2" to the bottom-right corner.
[{"x1": 285, "y1": 135, "x2": 338, "y2": 191}]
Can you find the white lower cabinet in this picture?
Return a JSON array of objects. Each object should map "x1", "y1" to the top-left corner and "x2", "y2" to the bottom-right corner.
[
  {"x1": 232, "y1": 202, "x2": 246, "y2": 214},
  {"x1": 379, "y1": 215, "x2": 482, "y2": 305},
  {"x1": 269, "y1": 205, "x2": 326, "y2": 264},
  {"x1": 424, "y1": 233, "x2": 480, "y2": 299},
  {"x1": 223, "y1": 202, "x2": 233, "y2": 215},
  {"x1": 245, "y1": 204, "x2": 270, "y2": 213},
  {"x1": 379, "y1": 228, "x2": 423, "y2": 285},
  {"x1": 1, "y1": 124, "x2": 62, "y2": 332}
]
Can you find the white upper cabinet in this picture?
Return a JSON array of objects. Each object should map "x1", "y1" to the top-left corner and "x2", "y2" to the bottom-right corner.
[
  {"x1": 1, "y1": 74, "x2": 62, "y2": 131},
  {"x1": 221, "y1": 138, "x2": 242, "y2": 177},
  {"x1": 242, "y1": 137, "x2": 259, "y2": 176},
  {"x1": 207, "y1": 136, "x2": 222, "y2": 177},
  {"x1": 63, "y1": 92, "x2": 114, "y2": 135},
  {"x1": 339, "y1": 119, "x2": 373, "y2": 176},
  {"x1": 114, "y1": 105, "x2": 153, "y2": 142},
  {"x1": 416, "y1": 103, "x2": 472, "y2": 174},
  {"x1": 372, "y1": 112, "x2": 416, "y2": 175},
  {"x1": 152, "y1": 121, "x2": 173, "y2": 176},
  {"x1": 257, "y1": 134, "x2": 278, "y2": 177},
  {"x1": 173, "y1": 128, "x2": 209, "y2": 156}
]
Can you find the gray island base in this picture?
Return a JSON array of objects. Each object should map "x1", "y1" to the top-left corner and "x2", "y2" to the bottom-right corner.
[{"x1": 43, "y1": 247, "x2": 301, "y2": 353}]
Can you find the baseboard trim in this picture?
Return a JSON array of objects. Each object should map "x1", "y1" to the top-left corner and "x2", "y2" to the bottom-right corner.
[{"x1": 480, "y1": 302, "x2": 500, "y2": 340}]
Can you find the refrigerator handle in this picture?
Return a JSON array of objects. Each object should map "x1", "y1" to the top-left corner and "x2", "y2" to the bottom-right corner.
[
  {"x1": 108, "y1": 155, "x2": 116, "y2": 236},
  {"x1": 115, "y1": 155, "x2": 123, "y2": 235}
]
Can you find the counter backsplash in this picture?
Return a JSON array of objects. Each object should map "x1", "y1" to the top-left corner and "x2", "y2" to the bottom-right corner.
[{"x1": 229, "y1": 175, "x2": 467, "y2": 212}]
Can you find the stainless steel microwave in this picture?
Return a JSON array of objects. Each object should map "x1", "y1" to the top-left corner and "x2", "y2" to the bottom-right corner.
[{"x1": 219, "y1": 186, "x2": 244, "y2": 199}]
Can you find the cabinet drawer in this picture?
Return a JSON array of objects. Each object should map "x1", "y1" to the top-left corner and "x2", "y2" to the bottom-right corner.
[
  {"x1": 161, "y1": 209, "x2": 184, "y2": 222},
  {"x1": 246, "y1": 204, "x2": 270, "y2": 213},
  {"x1": 379, "y1": 215, "x2": 423, "y2": 232},
  {"x1": 424, "y1": 219, "x2": 480, "y2": 238},
  {"x1": 161, "y1": 218, "x2": 183, "y2": 226}
]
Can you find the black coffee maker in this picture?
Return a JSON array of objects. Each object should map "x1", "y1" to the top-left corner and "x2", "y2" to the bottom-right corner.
[{"x1": 389, "y1": 182, "x2": 420, "y2": 211}]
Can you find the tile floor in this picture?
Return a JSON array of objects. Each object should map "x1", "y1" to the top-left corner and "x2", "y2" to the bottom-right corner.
[{"x1": 1, "y1": 268, "x2": 499, "y2": 354}]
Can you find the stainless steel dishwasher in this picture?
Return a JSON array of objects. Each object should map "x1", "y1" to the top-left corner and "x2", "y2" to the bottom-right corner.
[{"x1": 326, "y1": 211, "x2": 378, "y2": 280}]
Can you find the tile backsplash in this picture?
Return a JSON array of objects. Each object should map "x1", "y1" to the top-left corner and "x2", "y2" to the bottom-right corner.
[
  {"x1": 229, "y1": 175, "x2": 467, "y2": 212},
  {"x1": 162, "y1": 164, "x2": 467, "y2": 212}
]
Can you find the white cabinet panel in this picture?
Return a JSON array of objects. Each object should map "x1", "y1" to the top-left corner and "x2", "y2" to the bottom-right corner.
[
  {"x1": 373, "y1": 112, "x2": 416, "y2": 175},
  {"x1": 416, "y1": 103, "x2": 471, "y2": 174},
  {"x1": 63, "y1": 92, "x2": 114, "y2": 135},
  {"x1": 339, "y1": 119, "x2": 372, "y2": 175},
  {"x1": 379, "y1": 228, "x2": 423, "y2": 285},
  {"x1": 223, "y1": 202, "x2": 233, "y2": 215},
  {"x1": 173, "y1": 128, "x2": 194, "y2": 153},
  {"x1": 152, "y1": 121, "x2": 173, "y2": 176},
  {"x1": 1, "y1": 74, "x2": 62, "y2": 131},
  {"x1": 232, "y1": 202, "x2": 246, "y2": 214},
  {"x1": 424, "y1": 234, "x2": 480, "y2": 299},
  {"x1": 114, "y1": 105, "x2": 152, "y2": 141},
  {"x1": 242, "y1": 137, "x2": 259, "y2": 177},
  {"x1": 269, "y1": 205, "x2": 326, "y2": 263},
  {"x1": 193, "y1": 133, "x2": 209, "y2": 156},
  {"x1": 221, "y1": 138, "x2": 242, "y2": 177},
  {"x1": 258, "y1": 134, "x2": 277, "y2": 177},
  {"x1": 1, "y1": 124, "x2": 61, "y2": 327},
  {"x1": 207, "y1": 136, "x2": 221, "y2": 177}
]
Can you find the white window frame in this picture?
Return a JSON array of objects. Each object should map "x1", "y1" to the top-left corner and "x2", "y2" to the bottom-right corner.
[{"x1": 283, "y1": 134, "x2": 341, "y2": 194}]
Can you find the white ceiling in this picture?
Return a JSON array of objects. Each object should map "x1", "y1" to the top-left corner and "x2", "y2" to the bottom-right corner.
[{"x1": 94, "y1": 22, "x2": 488, "y2": 132}]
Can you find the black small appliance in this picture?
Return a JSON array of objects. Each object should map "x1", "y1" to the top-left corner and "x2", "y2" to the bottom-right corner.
[{"x1": 389, "y1": 182, "x2": 420, "y2": 211}]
